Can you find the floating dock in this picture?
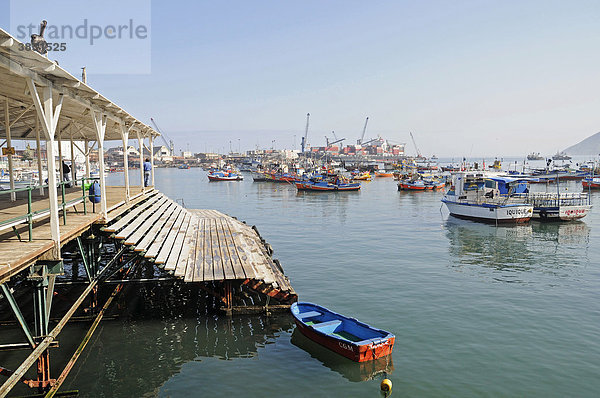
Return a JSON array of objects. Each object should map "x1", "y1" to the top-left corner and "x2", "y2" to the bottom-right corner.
[{"x1": 0, "y1": 26, "x2": 295, "y2": 397}]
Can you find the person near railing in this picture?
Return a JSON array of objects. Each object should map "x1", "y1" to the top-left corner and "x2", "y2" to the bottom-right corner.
[
  {"x1": 143, "y1": 158, "x2": 152, "y2": 187},
  {"x1": 62, "y1": 161, "x2": 72, "y2": 188}
]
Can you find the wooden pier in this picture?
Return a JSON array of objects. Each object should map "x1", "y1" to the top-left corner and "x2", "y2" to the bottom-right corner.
[{"x1": 0, "y1": 26, "x2": 295, "y2": 397}]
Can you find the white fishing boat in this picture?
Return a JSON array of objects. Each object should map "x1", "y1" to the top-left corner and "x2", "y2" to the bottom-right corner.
[
  {"x1": 442, "y1": 172, "x2": 533, "y2": 224},
  {"x1": 524, "y1": 192, "x2": 591, "y2": 220}
]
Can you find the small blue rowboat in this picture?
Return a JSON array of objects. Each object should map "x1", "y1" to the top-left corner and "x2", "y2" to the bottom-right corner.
[{"x1": 291, "y1": 302, "x2": 395, "y2": 362}]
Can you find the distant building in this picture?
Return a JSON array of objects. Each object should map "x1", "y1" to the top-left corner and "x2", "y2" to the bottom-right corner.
[{"x1": 152, "y1": 145, "x2": 172, "y2": 162}]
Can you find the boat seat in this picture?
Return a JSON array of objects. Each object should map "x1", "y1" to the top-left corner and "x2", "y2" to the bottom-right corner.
[
  {"x1": 312, "y1": 320, "x2": 343, "y2": 334},
  {"x1": 298, "y1": 311, "x2": 322, "y2": 319}
]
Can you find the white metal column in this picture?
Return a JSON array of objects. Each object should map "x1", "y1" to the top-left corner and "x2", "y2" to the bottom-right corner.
[
  {"x1": 35, "y1": 117, "x2": 44, "y2": 195},
  {"x1": 120, "y1": 124, "x2": 130, "y2": 201},
  {"x1": 27, "y1": 79, "x2": 63, "y2": 254},
  {"x1": 84, "y1": 139, "x2": 90, "y2": 179},
  {"x1": 137, "y1": 131, "x2": 144, "y2": 191},
  {"x1": 70, "y1": 133, "x2": 76, "y2": 185},
  {"x1": 4, "y1": 98, "x2": 15, "y2": 201},
  {"x1": 92, "y1": 111, "x2": 108, "y2": 220},
  {"x1": 57, "y1": 129, "x2": 63, "y2": 182},
  {"x1": 150, "y1": 134, "x2": 155, "y2": 187}
]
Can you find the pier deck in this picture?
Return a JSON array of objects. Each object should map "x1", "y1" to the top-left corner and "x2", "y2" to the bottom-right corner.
[{"x1": 0, "y1": 186, "x2": 151, "y2": 284}]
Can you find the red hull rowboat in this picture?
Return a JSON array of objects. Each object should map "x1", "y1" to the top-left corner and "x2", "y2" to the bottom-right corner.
[
  {"x1": 582, "y1": 179, "x2": 600, "y2": 189},
  {"x1": 291, "y1": 302, "x2": 394, "y2": 362},
  {"x1": 398, "y1": 182, "x2": 426, "y2": 190}
]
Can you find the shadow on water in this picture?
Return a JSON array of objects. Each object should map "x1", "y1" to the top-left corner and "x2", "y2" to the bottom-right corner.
[
  {"x1": 62, "y1": 313, "x2": 295, "y2": 397},
  {"x1": 290, "y1": 329, "x2": 394, "y2": 383},
  {"x1": 444, "y1": 217, "x2": 590, "y2": 282}
]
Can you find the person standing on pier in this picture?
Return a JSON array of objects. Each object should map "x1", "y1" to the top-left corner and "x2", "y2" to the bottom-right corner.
[
  {"x1": 62, "y1": 161, "x2": 72, "y2": 188},
  {"x1": 143, "y1": 158, "x2": 152, "y2": 187}
]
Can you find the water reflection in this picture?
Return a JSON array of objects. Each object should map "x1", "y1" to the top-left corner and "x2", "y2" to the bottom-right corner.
[
  {"x1": 531, "y1": 221, "x2": 590, "y2": 246},
  {"x1": 444, "y1": 218, "x2": 590, "y2": 281},
  {"x1": 290, "y1": 329, "x2": 394, "y2": 382},
  {"x1": 64, "y1": 314, "x2": 294, "y2": 397}
]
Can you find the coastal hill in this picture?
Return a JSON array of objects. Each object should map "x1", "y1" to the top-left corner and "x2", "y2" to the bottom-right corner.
[{"x1": 563, "y1": 132, "x2": 600, "y2": 156}]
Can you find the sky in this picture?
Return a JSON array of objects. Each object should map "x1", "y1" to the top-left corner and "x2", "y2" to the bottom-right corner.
[{"x1": 2, "y1": 0, "x2": 600, "y2": 157}]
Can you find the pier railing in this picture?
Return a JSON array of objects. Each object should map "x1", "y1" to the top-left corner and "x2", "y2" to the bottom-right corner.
[{"x1": 0, "y1": 177, "x2": 98, "y2": 242}]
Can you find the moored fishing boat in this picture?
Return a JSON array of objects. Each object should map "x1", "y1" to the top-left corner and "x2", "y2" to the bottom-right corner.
[
  {"x1": 352, "y1": 171, "x2": 371, "y2": 181},
  {"x1": 424, "y1": 179, "x2": 446, "y2": 190},
  {"x1": 295, "y1": 180, "x2": 361, "y2": 191},
  {"x1": 374, "y1": 171, "x2": 394, "y2": 177},
  {"x1": 582, "y1": 177, "x2": 600, "y2": 189},
  {"x1": 291, "y1": 302, "x2": 395, "y2": 362},
  {"x1": 527, "y1": 152, "x2": 544, "y2": 160},
  {"x1": 442, "y1": 173, "x2": 533, "y2": 223},
  {"x1": 207, "y1": 170, "x2": 243, "y2": 181},
  {"x1": 552, "y1": 151, "x2": 571, "y2": 161},
  {"x1": 251, "y1": 171, "x2": 268, "y2": 182},
  {"x1": 398, "y1": 179, "x2": 426, "y2": 191},
  {"x1": 523, "y1": 192, "x2": 591, "y2": 220}
]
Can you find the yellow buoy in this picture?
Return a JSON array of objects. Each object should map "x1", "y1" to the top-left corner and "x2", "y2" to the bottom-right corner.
[{"x1": 380, "y1": 378, "x2": 392, "y2": 392}]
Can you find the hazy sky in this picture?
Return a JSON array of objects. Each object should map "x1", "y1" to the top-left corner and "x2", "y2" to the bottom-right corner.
[{"x1": 3, "y1": 0, "x2": 600, "y2": 156}]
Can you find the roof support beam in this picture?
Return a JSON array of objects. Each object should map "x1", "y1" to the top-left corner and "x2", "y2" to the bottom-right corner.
[
  {"x1": 150, "y1": 134, "x2": 155, "y2": 186},
  {"x1": 27, "y1": 80, "x2": 62, "y2": 255},
  {"x1": 137, "y1": 131, "x2": 145, "y2": 192},
  {"x1": 120, "y1": 123, "x2": 131, "y2": 202},
  {"x1": 91, "y1": 110, "x2": 108, "y2": 220},
  {"x1": 8, "y1": 104, "x2": 34, "y2": 128},
  {"x1": 35, "y1": 117, "x2": 44, "y2": 195}
]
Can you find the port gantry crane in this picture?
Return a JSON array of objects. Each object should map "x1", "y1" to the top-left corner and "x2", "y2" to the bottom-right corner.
[
  {"x1": 409, "y1": 131, "x2": 423, "y2": 158},
  {"x1": 301, "y1": 113, "x2": 310, "y2": 153},
  {"x1": 357, "y1": 117, "x2": 369, "y2": 145},
  {"x1": 150, "y1": 118, "x2": 175, "y2": 156},
  {"x1": 325, "y1": 131, "x2": 346, "y2": 149}
]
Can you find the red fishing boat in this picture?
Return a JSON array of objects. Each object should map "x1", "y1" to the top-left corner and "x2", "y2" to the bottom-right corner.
[
  {"x1": 207, "y1": 171, "x2": 243, "y2": 181},
  {"x1": 291, "y1": 302, "x2": 395, "y2": 362},
  {"x1": 582, "y1": 178, "x2": 600, "y2": 189}
]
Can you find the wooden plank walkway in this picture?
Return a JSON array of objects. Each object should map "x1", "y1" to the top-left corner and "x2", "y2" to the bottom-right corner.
[{"x1": 105, "y1": 201, "x2": 295, "y2": 300}]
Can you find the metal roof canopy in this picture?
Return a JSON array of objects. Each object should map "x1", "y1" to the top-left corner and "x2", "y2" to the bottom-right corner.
[{"x1": 0, "y1": 27, "x2": 157, "y2": 141}]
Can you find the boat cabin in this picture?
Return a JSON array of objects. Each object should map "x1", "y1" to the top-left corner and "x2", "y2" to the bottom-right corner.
[
  {"x1": 448, "y1": 172, "x2": 528, "y2": 200},
  {"x1": 484, "y1": 177, "x2": 528, "y2": 198}
]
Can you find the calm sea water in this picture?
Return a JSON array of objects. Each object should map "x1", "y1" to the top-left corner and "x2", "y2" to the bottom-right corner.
[{"x1": 6, "y1": 168, "x2": 600, "y2": 397}]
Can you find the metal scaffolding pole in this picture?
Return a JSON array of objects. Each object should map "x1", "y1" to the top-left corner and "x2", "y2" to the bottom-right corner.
[{"x1": 35, "y1": 117, "x2": 44, "y2": 195}]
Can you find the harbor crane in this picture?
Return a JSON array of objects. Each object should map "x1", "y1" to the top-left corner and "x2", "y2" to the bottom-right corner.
[
  {"x1": 409, "y1": 131, "x2": 422, "y2": 158},
  {"x1": 301, "y1": 113, "x2": 310, "y2": 153},
  {"x1": 357, "y1": 117, "x2": 369, "y2": 145},
  {"x1": 325, "y1": 131, "x2": 345, "y2": 148},
  {"x1": 150, "y1": 118, "x2": 175, "y2": 156},
  {"x1": 361, "y1": 137, "x2": 378, "y2": 146}
]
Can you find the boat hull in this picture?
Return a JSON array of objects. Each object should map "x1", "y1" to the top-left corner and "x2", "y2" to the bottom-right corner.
[
  {"x1": 294, "y1": 320, "x2": 395, "y2": 362},
  {"x1": 533, "y1": 205, "x2": 592, "y2": 221},
  {"x1": 442, "y1": 200, "x2": 533, "y2": 223},
  {"x1": 398, "y1": 183, "x2": 426, "y2": 190},
  {"x1": 582, "y1": 181, "x2": 600, "y2": 189},
  {"x1": 207, "y1": 173, "x2": 243, "y2": 181},
  {"x1": 295, "y1": 181, "x2": 360, "y2": 191},
  {"x1": 291, "y1": 302, "x2": 394, "y2": 363}
]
